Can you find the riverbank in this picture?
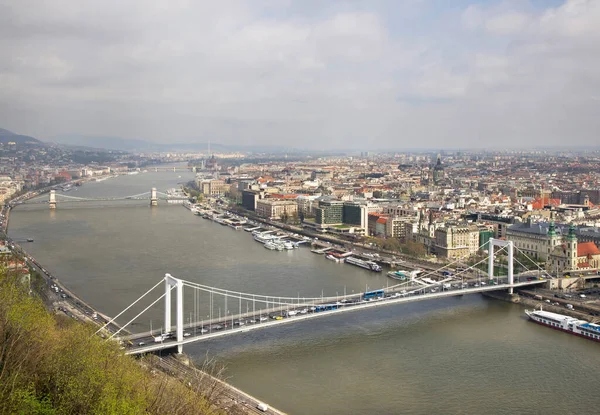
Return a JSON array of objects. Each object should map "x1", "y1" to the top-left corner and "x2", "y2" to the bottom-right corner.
[
  {"x1": 203, "y1": 202, "x2": 442, "y2": 273},
  {"x1": 154, "y1": 355, "x2": 287, "y2": 415},
  {"x1": 482, "y1": 291, "x2": 598, "y2": 321},
  {"x1": 4, "y1": 193, "x2": 286, "y2": 415}
]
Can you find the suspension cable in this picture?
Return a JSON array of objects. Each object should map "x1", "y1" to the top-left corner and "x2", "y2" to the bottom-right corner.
[{"x1": 95, "y1": 278, "x2": 164, "y2": 335}]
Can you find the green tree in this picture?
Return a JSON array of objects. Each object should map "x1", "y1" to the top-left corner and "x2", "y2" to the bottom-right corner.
[
  {"x1": 291, "y1": 211, "x2": 299, "y2": 225},
  {"x1": 0, "y1": 272, "x2": 227, "y2": 415},
  {"x1": 402, "y1": 240, "x2": 427, "y2": 257}
]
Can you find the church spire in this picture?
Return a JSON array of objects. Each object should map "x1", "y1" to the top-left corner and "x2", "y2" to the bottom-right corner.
[
  {"x1": 567, "y1": 223, "x2": 577, "y2": 241},
  {"x1": 548, "y1": 221, "x2": 557, "y2": 237}
]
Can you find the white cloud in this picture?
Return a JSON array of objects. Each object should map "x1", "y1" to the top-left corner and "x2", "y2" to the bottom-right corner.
[
  {"x1": 484, "y1": 12, "x2": 530, "y2": 35},
  {"x1": 0, "y1": 0, "x2": 599, "y2": 149}
]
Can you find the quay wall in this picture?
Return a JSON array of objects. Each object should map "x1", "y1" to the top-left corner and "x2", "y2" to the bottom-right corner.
[{"x1": 482, "y1": 291, "x2": 595, "y2": 321}]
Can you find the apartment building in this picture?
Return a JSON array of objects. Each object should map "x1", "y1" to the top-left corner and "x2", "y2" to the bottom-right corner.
[
  {"x1": 255, "y1": 199, "x2": 298, "y2": 221},
  {"x1": 434, "y1": 224, "x2": 480, "y2": 259}
]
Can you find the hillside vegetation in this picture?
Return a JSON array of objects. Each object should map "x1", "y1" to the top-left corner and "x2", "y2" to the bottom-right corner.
[{"x1": 0, "y1": 273, "x2": 224, "y2": 415}]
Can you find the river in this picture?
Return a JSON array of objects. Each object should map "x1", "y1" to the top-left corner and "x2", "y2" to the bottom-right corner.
[{"x1": 8, "y1": 170, "x2": 600, "y2": 415}]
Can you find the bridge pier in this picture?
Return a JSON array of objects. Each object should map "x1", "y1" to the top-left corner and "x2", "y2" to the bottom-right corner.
[
  {"x1": 49, "y1": 190, "x2": 56, "y2": 209},
  {"x1": 150, "y1": 187, "x2": 158, "y2": 206},
  {"x1": 489, "y1": 238, "x2": 514, "y2": 294}
]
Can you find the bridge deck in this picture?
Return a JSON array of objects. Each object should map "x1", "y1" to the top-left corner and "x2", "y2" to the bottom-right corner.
[{"x1": 125, "y1": 280, "x2": 545, "y2": 355}]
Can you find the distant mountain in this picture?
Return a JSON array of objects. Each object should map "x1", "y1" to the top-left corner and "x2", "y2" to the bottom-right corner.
[
  {"x1": 51, "y1": 134, "x2": 159, "y2": 152},
  {"x1": 51, "y1": 134, "x2": 295, "y2": 154},
  {"x1": 0, "y1": 128, "x2": 44, "y2": 145}
]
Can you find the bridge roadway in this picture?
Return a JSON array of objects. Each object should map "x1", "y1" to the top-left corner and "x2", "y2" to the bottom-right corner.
[
  {"x1": 21, "y1": 196, "x2": 185, "y2": 205},
  {"x1": 124, "y1": 279, "x2": 545, "y2": 355},
  {"x1": 22, "y1": 197, "x2": 152, "y2": 204}
]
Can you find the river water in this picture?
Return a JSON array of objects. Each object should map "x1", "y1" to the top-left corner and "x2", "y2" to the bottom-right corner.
[{"x1": 8, "y1": 171, "x2": 600, "y2": 415}]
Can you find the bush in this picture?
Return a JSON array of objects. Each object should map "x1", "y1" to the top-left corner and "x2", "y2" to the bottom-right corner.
[{"x1": 0, "y1": 273, "x2": 223, "y2": 415}]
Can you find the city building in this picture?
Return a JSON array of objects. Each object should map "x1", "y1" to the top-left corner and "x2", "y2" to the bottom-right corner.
[
  {"x1": 311, "y1": 170, "x2": 333, "y2": 181},
  {"x1": 255, "y1": 199, "x2": 298, "y2": 221},
  {"x1": 506, "y1": 220, "x2": 563, "y2": 262},
  {"x1": 342, "y1": 201, "x2": 370, "y2": 230},
  {"x1": 368, "y1": 212, "x2": 386, "y2": 236},
  {"x1": 432, "y1": 156, "x2": 445, "y2": 185},
  {"x1": 296, "y1": 194, "x2": 320, "y2": 216},
  {"x1": 315, "y1": 199, "x2": 344, "y2": 226},
  {"x1": 548, "y1": 224, "x2": 600, "y2": 274},
  {"x1": 241, "y1": 189, "x2": 265, "y2": 211},
  {"x1": 386, "y1": 216, "x2": 417, "y2": 242},
  {"x1": 434, "y1": 224, "x2": 480, "y2": 259},
  {"x1": 198, "y1": 179, "x2": 227, "y2": 196}
]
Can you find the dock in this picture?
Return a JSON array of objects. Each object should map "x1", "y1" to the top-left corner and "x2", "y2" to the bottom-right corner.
[{"x1": 311, "y1": 247, "x2": 333, "y2": 254}]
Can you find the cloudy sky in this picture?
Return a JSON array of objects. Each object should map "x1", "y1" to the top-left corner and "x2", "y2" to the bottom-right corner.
[{"x1": 1, "y1": 0, "x2": 598, "y2": 150}]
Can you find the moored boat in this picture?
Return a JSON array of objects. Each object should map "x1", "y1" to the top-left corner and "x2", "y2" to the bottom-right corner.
[
  {"x1": 325, "y1": 254, "x2": 341, "y2": 263},
  {"x1": 525, "y1": 308, "x2": 600, "y2": 342},
  {"x1": 387, "y1": 270, "x2": 421, "y2": 281},
  {"x1": 264, "y1": 241, "x2": 278, "y2": 250},
  {"x1": 345, "y1": 256, "x2": 382, "y2": 272},
  {"x1": 387, "y1": 270, "x2": 409, "y2": 280},
  {"x1": 253, "y1": 230, "x2": 275, "y2": 241}
]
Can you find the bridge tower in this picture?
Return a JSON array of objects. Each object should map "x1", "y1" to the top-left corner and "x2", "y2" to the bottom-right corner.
[
  {"x1": 173, "y1": 167, "x2": 176, "y2": 172},
  {"x1": 488, "y1": 238, "x2": 514, "y2": 294},
  {"x1": 150, "y1": 187, "x2": 158, "y2": 206},
  {"x1": 49, "y1": 190, "x2": 57, "y2": 209},
  {"x1": 164, "y1": 274, "x2": 184, "y2": 354}
]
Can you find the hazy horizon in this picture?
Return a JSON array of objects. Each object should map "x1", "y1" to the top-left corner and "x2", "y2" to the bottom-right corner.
[{"x1": 1, "y1": 0, "x2": 598, "y2": 150}]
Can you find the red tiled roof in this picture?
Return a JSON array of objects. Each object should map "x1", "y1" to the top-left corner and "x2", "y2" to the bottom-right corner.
[
  {"x1": 578, "y1": 262, "x2": 591, "y2": 269},
  {"x1": 577, "y1": 242, "x2": 600, "y2": 257},
  {"x1": 530, "y1": 197, "x2": 561, "y2": 210},
  {"x1": 376, "y1": 218, "x2": 387, "y2": 224}
]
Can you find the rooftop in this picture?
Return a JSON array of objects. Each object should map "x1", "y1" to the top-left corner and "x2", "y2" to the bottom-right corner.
[{"x1": 577, "y1": 242, "x2": 600, "y2": 257}]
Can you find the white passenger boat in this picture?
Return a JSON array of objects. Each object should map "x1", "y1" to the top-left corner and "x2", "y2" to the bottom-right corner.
[
  {"x1": 264, "y1": 241, "x2": 278, "y2": 250},
  {"x1": 525, "y1": 308, "x2": 600, "y2": 342}
]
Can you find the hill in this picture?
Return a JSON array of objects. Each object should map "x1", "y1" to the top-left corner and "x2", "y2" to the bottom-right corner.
[
  {"x1": 0, "y1": 272, "x2": 227, "y2": 415},
  {"x1": 52, "y1": 134, "x2": 232, "y2": 153},
  {"x1": 51, "y1": 134, "x2": 292, "y2": 153},
  {"x1": 52, "y1": 134, "x2": 155, "y2": 151},
  {"x1": 0, "y1": 128, "x2": 44, "y2": 145}
]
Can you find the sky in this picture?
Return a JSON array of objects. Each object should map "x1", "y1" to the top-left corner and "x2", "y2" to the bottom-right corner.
[{"x1": 0, "y1": 0, "x2": 598, "y2": 150}]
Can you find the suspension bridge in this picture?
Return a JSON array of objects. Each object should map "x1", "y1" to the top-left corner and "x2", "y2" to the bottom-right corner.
[
  {"x1": 94, "y1": 239, "x2": 552, "y2": 355},
  {"x1": 20, "y1": 188, "x2": 188, "y2": 208}
]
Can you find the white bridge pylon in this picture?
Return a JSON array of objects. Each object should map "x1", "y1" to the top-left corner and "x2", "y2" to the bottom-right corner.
[
  {"x1": 488, "y1": 238, "x2": 514, "y2": 293},
  {"x1": 164, "y1": 274, "x2": 184, "y2": 353}
]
